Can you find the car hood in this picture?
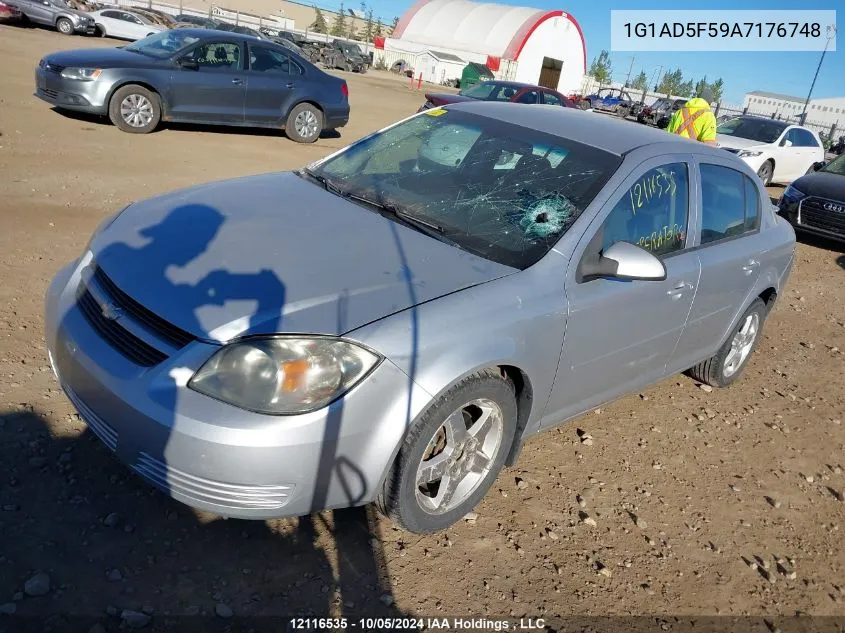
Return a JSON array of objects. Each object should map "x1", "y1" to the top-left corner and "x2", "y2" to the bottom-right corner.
[
  {"x1": 45, "y1": 47, "x2": 165, "y2": 69},
  {"x1": 716, "y1": 135, "x2": 770, "y2": 151},
  {"x1": 90, "y1": 172, "x2": 516, "y2": 342},
  {"x1": 791, "y1": 171, "x2": 845, "y2": 200},
  {"x1": 426, "y1": 93, "x2": 474, "y2": 105}
]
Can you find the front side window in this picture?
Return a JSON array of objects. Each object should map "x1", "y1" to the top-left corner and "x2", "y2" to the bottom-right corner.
[
  {"x1": 599, "y1": 163, "x2": 689, "y2": 258},
  {"x1": 794, "y1": 129, "x2": 819, "y2": 147},
  {"x1": 306, "y1": 110, "x2": 622, "y2": 269},
  {"x1": 125, "y1": 30, "x2": 200, "y2": 58},
  {"x1": 515, "y1": 90, "x2": 539, "y2": 104},
  {"x1": 700, "y1": 164, "x2": 760, "y2": 244},
  {"x1": 184, "y1": 42, "x2": 241, "y2": 70},
  {"x1": 101, "y1": 10, "x2": 120, "y2": 18}
]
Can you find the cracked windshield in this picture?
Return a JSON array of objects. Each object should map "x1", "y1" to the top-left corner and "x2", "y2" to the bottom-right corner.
[{"x1": 309, "y1": 109, "x2": 622, "y2": 269}]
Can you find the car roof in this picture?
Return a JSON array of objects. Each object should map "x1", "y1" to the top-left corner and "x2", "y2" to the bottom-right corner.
[
  {"x1": 177, "y1": 27, "x2": 263, "y2": 41},
  {"x1": 484, "y1": 80, "x2": 546, "y2": 90},
  {"x1": 446, "y1": 100, "x2": 728, "y2": 156}
]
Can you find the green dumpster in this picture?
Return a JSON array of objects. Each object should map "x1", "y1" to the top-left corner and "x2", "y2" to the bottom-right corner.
[{"x1": 460, "y1": 62, "x2": 494, "y2": 90}]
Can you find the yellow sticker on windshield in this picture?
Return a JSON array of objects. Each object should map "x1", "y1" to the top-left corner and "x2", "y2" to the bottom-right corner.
[{"x1": 424, "y1": 108, "x2": 447, "y2": 116}]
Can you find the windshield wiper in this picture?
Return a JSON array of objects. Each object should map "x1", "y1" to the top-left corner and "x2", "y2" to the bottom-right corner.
[{"x1": 298, "y1": 167, "x2": 346, "y2": 196}]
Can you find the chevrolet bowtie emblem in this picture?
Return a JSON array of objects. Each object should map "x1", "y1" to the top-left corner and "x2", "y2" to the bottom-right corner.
[{"x1": 100, "y1": 302, "x2": 123, "y2": 321}]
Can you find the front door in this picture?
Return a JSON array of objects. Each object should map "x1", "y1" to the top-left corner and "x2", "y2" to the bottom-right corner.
[
  {"x1": 542, "y1": 156, "x2": 701, "y2": 426},
  {"x1": 243, "y1": 42, "x2": 301, "y2": 125},
  {"x1": 168, "y1": 40, "x2": 247, "y2": 123},
  {"x1": 669, "y1": 160, "x2": 764, "y2": 371}
]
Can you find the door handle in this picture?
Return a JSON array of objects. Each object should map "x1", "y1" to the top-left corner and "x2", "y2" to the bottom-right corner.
[
  {"x1": 232, "y1": 78, "x2": 244, "y2": 85},
  {"x1": 666, "y1": 280, "x2": 694, "y2": 300},
  {"x1": 285, "y1": 82, "x2": 295, "y2": 89}
]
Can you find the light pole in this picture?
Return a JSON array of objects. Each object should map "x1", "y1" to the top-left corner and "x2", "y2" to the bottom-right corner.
[{"x1": 800, "y1": 24, "x2": 836, "y2": 124}]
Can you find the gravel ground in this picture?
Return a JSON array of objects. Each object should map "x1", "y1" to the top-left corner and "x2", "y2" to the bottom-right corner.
[{"x1": 1, "y1": 24, "x2": 844, "y2": 633}]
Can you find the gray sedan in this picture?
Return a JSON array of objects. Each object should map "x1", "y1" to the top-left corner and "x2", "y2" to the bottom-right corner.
[
  {"x1": 34, "y1": 29, "x2": 350, "y2": 142},
  {"x1": 45, "y1": 103, "x2": 796, "y2": 533}
]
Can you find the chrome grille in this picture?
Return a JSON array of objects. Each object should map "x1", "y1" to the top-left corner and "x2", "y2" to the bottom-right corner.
[
  {"x1": 799, "y1": 196, "x2": 845, "y2": 237},
  {"x1": 133, "y1": 452, "x2": 294, "y2": 510}
]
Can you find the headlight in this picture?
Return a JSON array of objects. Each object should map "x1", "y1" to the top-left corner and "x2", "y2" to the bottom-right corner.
[
  {"x1": 782, "y1": 184, "x2": 807, "y2": 201},
  {"x1": 737, "y1": 150, "x2": 763, "y2": 158},
  {"x1": 189, "y1": 337, "x2": 381, "y2": 415},
  {"x1": 60, "y1": 67, "x2": 102, "y2": 81}
]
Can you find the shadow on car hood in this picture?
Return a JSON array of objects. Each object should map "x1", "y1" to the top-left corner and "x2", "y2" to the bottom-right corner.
[{"x1": 90, "y1": 172, "x2": 516, "y2": 342}]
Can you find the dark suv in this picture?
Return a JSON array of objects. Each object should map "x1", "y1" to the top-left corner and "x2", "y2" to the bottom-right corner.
[{"x1": 7, "y1": 0, "x2": 95, "y2": 34}]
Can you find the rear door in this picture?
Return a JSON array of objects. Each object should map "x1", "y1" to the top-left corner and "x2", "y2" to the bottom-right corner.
[
  {"x1": 542, "y1": 155, "x2": 701, "y2": 425},
  {"x1": 773, "y1": 128, "x2": 804, "y2": 182},
  {"x1": 17, "y1": 0, "x2": 50, "y2": 24},
  {"x1": 792, "y1": 128, "x2": 824, "y2": 176},
  {"x1": 243, "y1": 42, "x2": 301, "y2": 124},
  {"x1": 669, "y1": 159, "x2": 765, "y2": 371},
  {"x1": 168, "y1": 40, "x2": 247, "y2": 124}
]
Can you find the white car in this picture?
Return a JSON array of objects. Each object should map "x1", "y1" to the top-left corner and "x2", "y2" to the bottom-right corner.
[
  {"x1": 716, "y1": 115, "x2": 824, "y2": 185},
  {"x1": 88, "y1": 9, "x2": 165, "y2": 41}
]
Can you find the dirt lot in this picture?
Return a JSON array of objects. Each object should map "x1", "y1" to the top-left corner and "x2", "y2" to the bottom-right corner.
[{"x1": 1, "y1": 25, "x2": 845, "y2": 632}]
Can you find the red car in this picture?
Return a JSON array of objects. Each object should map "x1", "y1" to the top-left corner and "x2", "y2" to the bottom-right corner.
[
  {"x1": 418, "y1": 80, "x2": 575, "y2": 112},
  {"x1": 0, "y1": 0, "x2": 22, "y2": 21}
]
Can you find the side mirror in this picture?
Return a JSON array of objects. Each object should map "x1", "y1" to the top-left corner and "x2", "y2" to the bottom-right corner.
[
  {"x1": 812, "y1": 161, "x2": 827, "y2": 171},
  {"x1": 177, "y1": 58, "x2": 199, "y2": 70},
  {"x1": 581, "y1": 241, "x2": 667, "y2": 282},
  {"x1": 781, "y1": 138, "x2": 793, "y2": 148}
]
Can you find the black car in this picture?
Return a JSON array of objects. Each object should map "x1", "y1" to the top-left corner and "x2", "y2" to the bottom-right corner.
[
  {"x1": 638, "y1": 98, "x2": 686, "y2": 128},
  {"x1": 33, "y1": 29, "x2": 350, "y2": 143},
  {"x1": 777, "y1": 153, "x2": 845, "y2": 242},
  {"x1": 174, "y1": 14, "x2": 218, "y2": 28}
]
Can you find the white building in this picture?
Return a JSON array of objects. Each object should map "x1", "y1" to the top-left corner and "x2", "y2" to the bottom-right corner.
[
  {"x1": 378, "y1": 0, "x2": 586, "y2": 93},
  {"x1": 743, "y1": 91, "x2": 845, "y2": 130},
  {"x1": 415, "y1": 50, "x2": 467, "y2": 84}
]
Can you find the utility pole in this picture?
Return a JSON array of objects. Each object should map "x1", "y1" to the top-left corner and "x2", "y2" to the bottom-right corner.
[
  {"x1": 801, "y1": 24, "x2": 836, "y2": 125},
  {"x1": 624, "y1": 56, "x2": 635, "y2": 87}
]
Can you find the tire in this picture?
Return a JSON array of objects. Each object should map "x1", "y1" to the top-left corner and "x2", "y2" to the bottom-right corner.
[
  {"x1": 376, "y1": 368, "x2": 518, "y2": 534},
  {"x1": 285, "y1": 102, "x2": 323, "y2": 144},
  {"x1": 94, "y1": 24, "x2": 105, "y2": 37},
  {"x1": 687, "y1": 298, "x2": 767, "y2": 388},
  {"x1": 617, "y1": 106, "x2": 631, "y2": 119},
  {"x1": 578, "y1": 99, "x2": 590, "y2": 110},
  {"x1": 757, "y1": 160, "x2": 774, "y2": 186},
  {"x1": 56, "y1": 17, "x2": 73, "y2": 35},
  {"x1": 108, "y1": 84, "x2": 161, "y2": 134}
]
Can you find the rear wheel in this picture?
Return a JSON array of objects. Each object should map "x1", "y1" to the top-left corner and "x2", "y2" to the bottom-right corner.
[
  {"x1": 56, "y1": 17, "x2": 73, "y2": 35},
  {"x1": 757, "y1": 160, "x2": 774, "y2": 186},
  {"x1": 687, "y1": 298, "x2": 767, "y2": 388},
  {"x1": 285, "y1": 103, "x2": 322, "y2": 143},
  {"x1": 108, "y1": 84, "x2": 161, "y2": 134}
]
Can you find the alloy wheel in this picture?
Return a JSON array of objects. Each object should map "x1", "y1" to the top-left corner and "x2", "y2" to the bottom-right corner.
[
  {"x1": 415, "y1": 398, "x2": 504, "y2": 515},
  {"x1": 120, "y1": 94, "x2": 154, "y2": 128},
  {"x1": 294, "y1": 110, "x2": 319, "y2": 139},
  {"x1": 724, "y1": 312, "x2": 759, "y2": 377}
]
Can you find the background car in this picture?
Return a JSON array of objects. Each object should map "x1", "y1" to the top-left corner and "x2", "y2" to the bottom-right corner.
[
  {"x1": 6, "y1": 0, "x2": 95, "y2": 35},
  {"x1": 638, "y1": 98, "x2": 686, "y2": 128},
  {"x1": 45, "y1": 103, "x2": 795, "y2": 535},
  {"x1": 0, "y1": 0, "x2": 22, "y2": 21},
  {"x1": 174, "y1": 13, "x2": 218, "y2": 28},
  {"x1": 34, "y1": 29, "x2": 349, "y2": 142},
  {"x1": 583, "y1": 87, "x2": 635, "y2": 117},
  {"x1": 419, "y1": 80, "x2": 575, "y2": 112},
  {"x1": 777, "y1": 153, "x2": 845, "y2": 242},
  {"x1": 88, "y1": 9, "x2": 166, "y2": 41},
  {"x1": 716, "y1": 115, "x2": 825, "y2": 185}
]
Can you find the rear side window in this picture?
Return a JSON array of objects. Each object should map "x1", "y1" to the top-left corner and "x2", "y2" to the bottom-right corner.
[
  {"x1": 600, "y1": 163, "x2": 689, "y2": 258},
  {"x1": 794, "y1": 129, "x2": 819, "y2": 147},
  {"x1": 700, "y1": 164, "x2": 760, "y2": 244},
  {"x1": 248, "y1": 45, "x2": 292, "y2": 74},
  {"x1": 543, "y1": 92, "x2": 564, "y2": 106}
]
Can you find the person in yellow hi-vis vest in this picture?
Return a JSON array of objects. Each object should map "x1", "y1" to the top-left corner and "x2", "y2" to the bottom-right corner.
[{"x1": 666, "y1": 87, "x2": 718, "y2": 144}]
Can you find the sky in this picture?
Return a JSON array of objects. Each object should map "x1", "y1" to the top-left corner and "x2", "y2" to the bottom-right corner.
[{"x1": 342, "y1": 0, "x2": 841, "y2": 105}]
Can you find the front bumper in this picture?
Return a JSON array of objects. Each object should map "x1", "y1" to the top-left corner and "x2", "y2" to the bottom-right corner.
[
  {"x1": 74, "y1": 21, "x2": 96, "y2": 34},
  {"x1": 45, "y1": 257, "x2": 430, "y2": 519},
  {"x1": 778, "y1": 195, "x2": 845, "y2": 242},
  {"x1": 34, "y1": 66, "x2": 111, "y2": 114}
]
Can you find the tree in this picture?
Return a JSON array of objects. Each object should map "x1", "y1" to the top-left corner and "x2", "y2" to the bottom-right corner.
[
  {"x1": 388, "y1": 15, "x2": 398, "y2": 35},
  {"x1": 710, "y1": 78, "x2": 724, "y2": 102},
  {"x1": 311, "y1": 6, "x2": 328, "y2": 33},
  {"x1": 330, "y1": 3, "x2": 347, "y2": 36},
  {"x1": 629, "y1": 70, "x2": 648, "y2": 92},
  {"x1": 364, "y1": 7, "x2": 375, "y2": 42},
  {"x1": 374, "y1": 18, "x2": 383, "y2": 38},
  {"x1": 347, "y1": 23, "x2": 359, "y2": 40},
  {"x1": 678, "y1": 79, "x2": 694, "y2": 98},
  {"x1": 694, "y1": 76, "x2": 708, "y2": 98},
  {"x1": 588, "y1": 50, "x2": 612, "y2": 88},
  {"x1": 657, "y1": 68, "x2": 685, "y2": 96}
]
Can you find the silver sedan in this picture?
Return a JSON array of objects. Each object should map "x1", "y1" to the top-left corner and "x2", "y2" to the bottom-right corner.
[{"x1": 45, "y1": 103, "x2": 796, "y2": 533}]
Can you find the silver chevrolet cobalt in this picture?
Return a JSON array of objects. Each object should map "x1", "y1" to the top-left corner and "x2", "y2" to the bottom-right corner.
[{"x1": 45, "y1": 103, "x2": 796, "y2": 533}]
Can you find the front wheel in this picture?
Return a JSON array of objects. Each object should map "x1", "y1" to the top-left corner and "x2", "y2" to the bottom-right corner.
[
  {"x1": 757, "y1": 160, "x2": 774, "y2": 186},
  {"x1": 56, "y1": 17, "x2": 74, "y2": 35},
  {"x1": 376, "y1": 368, "x2": 517, "y2": 534},
  {"x1": 285, "y1": 103, "x2": 323, "y2": 143},
  {"x1": 108, "y1": 84, "x2": 161, "y2": 134},
  {"x1": 687, "y1": 298, "x2": 767, "y2": 388}
]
